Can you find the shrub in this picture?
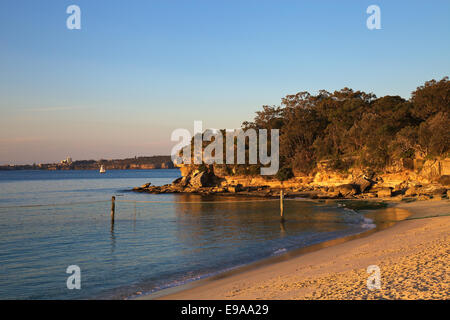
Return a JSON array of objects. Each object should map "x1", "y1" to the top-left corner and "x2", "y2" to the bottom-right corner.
[{"x1": 276, "y1": 167, "x2": 294, "y2": 181}]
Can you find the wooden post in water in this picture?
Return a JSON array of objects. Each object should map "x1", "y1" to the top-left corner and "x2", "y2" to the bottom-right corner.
[
  {"x1": 280, "y1": 189, "x2": 284, "y2": 222},
  {"x1": 111, "y1": 196, "x2": 116, "y2": 224}
]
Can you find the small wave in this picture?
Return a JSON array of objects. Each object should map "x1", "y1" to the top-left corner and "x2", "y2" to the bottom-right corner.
[
  {"x1": 360, "y1": 217, "x2": 376, "y2": 229},
  {"x1": 273, "y1": 248, "x2": 287, "y2": 255},
  {"x1": 128, "y1": 265, "x2": 242, "y2": 299}
]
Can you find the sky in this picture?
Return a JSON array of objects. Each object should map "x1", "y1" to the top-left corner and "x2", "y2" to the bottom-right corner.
[{"x1": 0, "y1": 0, "x2": 449, "y2": 164}]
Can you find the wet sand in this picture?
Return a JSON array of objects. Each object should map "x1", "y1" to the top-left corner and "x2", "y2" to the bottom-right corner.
[{"x1": 151, "y1": 200, "x2": 449, "y2": 300}]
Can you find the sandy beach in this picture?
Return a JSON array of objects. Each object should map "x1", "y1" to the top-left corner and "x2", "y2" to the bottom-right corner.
[{"x1": 153, "y1": 200, "x2": 449, "y2": 300}]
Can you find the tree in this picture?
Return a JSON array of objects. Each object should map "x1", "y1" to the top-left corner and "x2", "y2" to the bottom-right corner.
[
  {"x1": 411, "y1": 77, "x2": 450, "y2": 120},
  {"x1": 211, "y1": 78, "x2": 449, "y2": 177}
]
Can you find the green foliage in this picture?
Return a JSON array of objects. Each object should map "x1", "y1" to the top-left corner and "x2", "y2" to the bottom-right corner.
[
  {"x1": 418, "y1": 112, "x2": 450, "y2": 157},
  {"x1": 247, "y1": 164, "x2": 262, "y2": 176},
  {"x1": 411, "y1": 77, "x2": 450, "y2": 120},
  {"x1": 276, "y1": 167, "x2": 294, "y2": 181},
  {"x1": 328, "y1": 157, "x2": 353, "y2": 173},
  {"x1": 243, "y1": 77, "x2": 449, "y2": 175},
  {"x1": 180, "y1": 78, "x2": 448, "y2": 178}
]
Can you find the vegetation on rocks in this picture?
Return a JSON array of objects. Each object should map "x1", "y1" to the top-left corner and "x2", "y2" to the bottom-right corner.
[
  {"x1": 135, "y1": 78, "x2": 449, "y2": 200},
  {"x1": 243, "y1": 77, "x2": 449, "y2": 176}
]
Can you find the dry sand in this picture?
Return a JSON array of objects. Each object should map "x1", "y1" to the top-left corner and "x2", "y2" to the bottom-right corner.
[{"x1": 151, "y1": 200, "x2": 449, "y2": 300}]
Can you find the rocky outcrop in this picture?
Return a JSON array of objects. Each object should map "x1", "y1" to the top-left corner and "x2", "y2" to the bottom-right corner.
[
  {"x1": 228, "y1": 184, "x2": 244, "y2": 193},
  {"x1": 377, "y1": 187, "x2": 393, "y2": 198},
  {"x1": 335, "y1": 184, "x2": 359, "y2": 197},
  {"x1": 190, "y1": 171, "x2": 216, "y2": 188},
  {"x1": 438, "y1": 175, "x2": 450, "y2": 186},
  {"x1": 352, "y1": 177, "x2": 374, "y2": 193},
  {"x1": 133, "y1": 159, "x2": 450, "y2": 201},
  {"x1": 134, "y1": 166, "x2": 227, "y2": 195}
]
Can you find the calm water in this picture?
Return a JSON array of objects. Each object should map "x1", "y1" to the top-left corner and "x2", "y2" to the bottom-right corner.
[{"x1": 0, "y1": 169, "x2": 396, "y2": 299}]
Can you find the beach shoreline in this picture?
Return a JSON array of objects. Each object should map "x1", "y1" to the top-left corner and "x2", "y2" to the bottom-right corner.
[{"x1": 143, "y1": 199, "x2": 449, "y2": 300}]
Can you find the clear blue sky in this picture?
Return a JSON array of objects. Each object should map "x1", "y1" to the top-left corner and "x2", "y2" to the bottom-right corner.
[{"x1": 0, "y1": 0, "x2": 449, "y2": 164}]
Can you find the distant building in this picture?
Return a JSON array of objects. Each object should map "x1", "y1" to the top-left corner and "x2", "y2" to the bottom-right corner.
[{"x1": 61, "y1": 157, "x2": 73, "y2": 165}]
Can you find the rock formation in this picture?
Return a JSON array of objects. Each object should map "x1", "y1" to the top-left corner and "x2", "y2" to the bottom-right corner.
[{"x1": 133, "y1": 159, "x2": 450, "y2": 201}]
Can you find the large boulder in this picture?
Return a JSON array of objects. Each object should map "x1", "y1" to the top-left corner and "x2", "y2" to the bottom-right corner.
[
  {"x1": 336, "y1": 184, "x2": 358, "y2": 197},
  {"x1": 212, "y1": 164, "x2": 229, "y2": 178},
  {"x1": 190, "y1": 171, "x2": 215, "y2": 188},
  {"x1": 172, "y1": 177, "x2": 182, "y2": 184},
  {"x1": 133, "y1": 182, "x2": 151, "y2": 191},
  {"x1": 352, "y1": 177, "x2": 374, "y2": 193},
  {"x1": 377, "y1": 187, "x2": 393, "y2": 198},
  {"x1": 438, "y1": 175, "x2": 450, "y2": 186},
  {"x1": 420, "y1": 184, "x2": 447, "y2": 196},
  {"x1": 140, "y1": 182, "x2": 151, "y2": 189},
  {"x1": 405, "y1": 186, "x2": 417, "y2": 196},
  {"x1": 173, "y1": 176, "x2": 190, "y2": 187},
  {"x1": 327, "y1": 190, "x2": 342, "y2": 198},
  {"x1": 228, "y1": 184, "x2": 244, "y2": 193},
  {"x1": 431, "y1": 187, "x2": 447, "y2": 195}
]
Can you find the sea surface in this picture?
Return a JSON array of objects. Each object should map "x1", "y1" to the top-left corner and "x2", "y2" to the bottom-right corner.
[{"x1": 0, "y1": 169, "x2": 402, "y2": 299}]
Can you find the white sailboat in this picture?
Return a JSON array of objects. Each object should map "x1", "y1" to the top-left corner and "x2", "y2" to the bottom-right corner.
[{"x1": 99, "y1": 165, "x2": 106, "y2": 173}]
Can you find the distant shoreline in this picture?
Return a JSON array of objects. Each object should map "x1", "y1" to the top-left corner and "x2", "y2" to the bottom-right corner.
[
  {"x1": 0, "y1": 155, "x2": 175, "y2": 171},
  {"x1": 0, "y1": 167, "x2": 178, "y2": 171}
]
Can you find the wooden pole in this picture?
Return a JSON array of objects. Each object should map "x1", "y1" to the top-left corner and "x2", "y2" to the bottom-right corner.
[
  {"x1": 111, "y1": 196, "x2": 116, "y2": 224},
  {"x1": 280, "y1": 189, "x2": 284, "y2": 222}
]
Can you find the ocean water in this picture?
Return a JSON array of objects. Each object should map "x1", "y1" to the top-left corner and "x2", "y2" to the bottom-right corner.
[{"x1": 0, "y1": 169, "x2": 396, "y2": 299}]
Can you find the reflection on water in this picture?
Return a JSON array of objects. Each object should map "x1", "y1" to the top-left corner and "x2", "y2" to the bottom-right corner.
[
  {"x1": 148, "y1": 205, "x2": 413, "y2": 299},
  {"x1": 110, "y1": 225, "x2": 116, "y2": 255},
  {"x1": 173, "y1": 199, "x2": 345, "y2": 249},
  {"x1": 0, "y1": 170, "x2": 412, "y2": 300},
  {"x1": 280, "y1": 220, "x2": 286, "y2": 235},
  {"x1": 364, "y1": 207, "x2": 411, "y2": 229}
]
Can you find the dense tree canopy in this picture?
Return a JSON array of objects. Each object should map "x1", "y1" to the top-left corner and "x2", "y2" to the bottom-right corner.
[{"x1": 243, "y1": 77, "x2": 449, "y2": 175}]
